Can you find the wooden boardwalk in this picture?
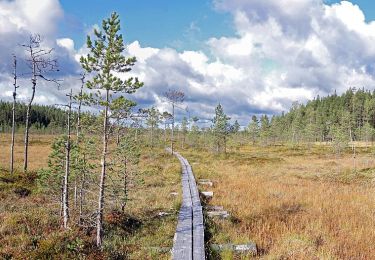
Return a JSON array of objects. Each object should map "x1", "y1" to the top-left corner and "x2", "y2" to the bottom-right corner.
[{"x1": 169, "y1": 149, "x2": 205, "y2": 260}]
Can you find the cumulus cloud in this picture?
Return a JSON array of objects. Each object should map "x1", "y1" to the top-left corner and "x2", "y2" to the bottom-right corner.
[
  {"x1": 121, "y1": 0, "x2": 375, "y2": 124},
  {"x1": 2, "y1": 0, "x2": 375, "y2": 125},
  {"x1": 203, "y1": 0, "x2": 375, "y2": 118},
  {"x1": 0, "y1": 0, "x2": 81, "y2": 107},
  {"x1": 88, "y1": 0, "x2": 375, "y2": 124}
]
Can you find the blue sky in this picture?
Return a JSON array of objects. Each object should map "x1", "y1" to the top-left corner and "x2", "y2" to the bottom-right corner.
[
  {"x1": 59, "y1": 0, "x2": 235, "y2": 51},
  {"x1": 57, "y1": 0, "x2": 375, "y2": 51},
  {"x1": 2, "y1": 0, "x2": 375, "y2": 123},
  {"x1": 325, "y1": 0, "x2": 375, "y2": 20}
]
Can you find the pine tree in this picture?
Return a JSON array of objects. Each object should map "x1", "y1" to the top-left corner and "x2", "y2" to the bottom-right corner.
[
  {"x1": 161, "y1": 111, "x2": 172, "y2": 145},
  {"x1": 260, "y1": 115, "x2": 271, "y2": 146},
  {"x1": 232, "y1": 120, "x2": 240, "y2": 133},
  {"x1": 145, "y1": 107, "x2": 161, "y2": 148},
  {"x1": 80, "y1": 12, "x2": 143, "y2": 247},
  {"x1": 212, "y1": 103, "x2": 230, "y2": 153},
  {"x1": 188, "y1": 116, "x2": 200, "y2": 148},
  {"x1": 113, "y1": 135, "x2": 140, "y2": 212},
  {"x1": 181, "y1": 117, "x2": 188, "y2": 148},
  {"x1": 248, "y1": 115, "x2": 259, "y2": 145}
]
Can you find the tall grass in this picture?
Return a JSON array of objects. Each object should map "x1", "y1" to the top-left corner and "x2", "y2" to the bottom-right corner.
[
  {"x1": 0, "y1": 134, "x2": 181, "y2": 259},
  {"x1": 183, "y1": 145, "x2": 375, "y2": 259}
]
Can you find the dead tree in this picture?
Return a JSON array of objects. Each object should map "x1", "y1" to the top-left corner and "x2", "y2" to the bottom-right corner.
[
  {"x1": 10, "y1": 55, "x2": 19, "y2": 174},
  {"x1": 62, "y1": 90, "x2": 73, "y2": 228},
  {"x1": 164, "y1": 89, "x2": 185, "y2": 154},
  {"x1": 74, "y1": 73, "x2": 85, "y2": 210},
  {"x1": 22, "y1": 34, "x2": 59, "y2": 172}
]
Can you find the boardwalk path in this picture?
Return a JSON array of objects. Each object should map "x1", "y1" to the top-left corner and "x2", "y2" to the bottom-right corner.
[{"x1": 169, "y1": 149, "x2": 205, "y2": 260}]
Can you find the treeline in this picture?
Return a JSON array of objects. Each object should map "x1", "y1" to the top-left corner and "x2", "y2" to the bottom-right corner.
[
  {"x1": 244, "y1": 88, "x2": 375, "y2": 149},
  {"x1": 0, "y1": 101, "x2": 68, "y2": 133}
]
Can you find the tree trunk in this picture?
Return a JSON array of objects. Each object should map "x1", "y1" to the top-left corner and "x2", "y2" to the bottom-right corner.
[
  {"x1": 164, "y1": 122, "x2": 167, "y2": 145},
  {"x1": 23, "y1": 66, "x2": 36, "y2": 173},
  {"x1": 116, "y1": 125, "x2": 121, "y2": 146},
  {"x1": 74, "y1": 180, "x2": 78, "y2": 209},
  {"x1": 96, "y1": 89, "x2": 109, "y2": 248},
  {"x1": 78, "y1": 154, "x2": 86, "y2": 225},
  {"x1": 60, "y1": 175, "x2": 64, "y2": 217},
  {"x1": 171, "y1": 104, "x2": 175, "y2": 155},
  {"x1": 10, "y1": 56, "x2": 17, "y2": 174},
  {"x1": 63, "y1": 91, "x2": 72, "y2": 228},
  {"x1": 74, "y1": 78, "x2": 84, "y2": 209},
  {"x1": 121, "y1": 160, "x2": 128, "y2": 212}
]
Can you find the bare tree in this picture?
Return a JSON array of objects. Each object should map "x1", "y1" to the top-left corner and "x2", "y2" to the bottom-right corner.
[
  {"x1": 10, "y1": 55, "x2": 19, "y2": 174},
  {"x1": 62, "y1": 90, "x2": 73, "y2": 228},
  {"x1": 22, "y1": 34, "x2": 59, "y2": 172},
  {"x1": 74, "y1": 73, "x2": 85, "y2": 210},
  {"x1": 164, "y1": 89, "x2": 185, "y2": 154}
]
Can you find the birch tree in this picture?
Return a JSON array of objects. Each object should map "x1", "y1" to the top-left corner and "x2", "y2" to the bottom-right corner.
[{"x1": 80, "y1": 12, "x2": 143, "y2": 247}]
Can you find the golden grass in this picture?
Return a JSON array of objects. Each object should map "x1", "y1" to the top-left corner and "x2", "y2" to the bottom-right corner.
[
  {"x1": 0, "y1": 133, "x2": 181, "y2": 259},
  {"x1": 4, "y1": 132, "x2": 375, "y2": 259},
  {"x1": 0, "y1": 133, "x2": 53, "y2": 171},
  {"x1": 183, "y1": 145, "x2": 375, "y2": 259}
]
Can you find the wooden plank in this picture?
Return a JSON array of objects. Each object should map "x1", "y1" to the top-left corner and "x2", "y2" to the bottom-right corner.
[{"x1": 170, "y1": 149, "x2": 205, "y2": 260}]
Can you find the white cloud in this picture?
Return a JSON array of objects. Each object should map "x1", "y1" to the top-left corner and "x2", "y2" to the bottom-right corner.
[
  {"x1": 57, "y1": 38, "x2": 75, "y2": 52},
  {"x1": 0, "y1": 0, "x2": 80, "y2": 109},
  {"x1": 97, "y1": 0, "x2": 375, "y2": 124},
  {"x1": 0, "y1": 0, "x2": 62, "y2": 36},
  {"x1": 3, "y1": 0, "x2": 375, "y2": 125}
]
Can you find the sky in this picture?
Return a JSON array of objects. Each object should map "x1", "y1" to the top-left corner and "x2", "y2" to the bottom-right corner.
[{"x1": 1, "y1": 0, "x2": 375, "y2": 125}]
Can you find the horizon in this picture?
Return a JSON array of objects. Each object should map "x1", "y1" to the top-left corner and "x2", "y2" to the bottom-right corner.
[{"x1": 1, "y1": 0, "x2": 375, "y2": 124}]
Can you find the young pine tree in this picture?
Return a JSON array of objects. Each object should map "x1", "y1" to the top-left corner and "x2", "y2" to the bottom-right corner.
[
  {"x1": 212, "y1": 104, "x2": 230, "y2": 153},
  {"x1": 113, "y1": 135, "x2": 140, "y2": 212},
  {"x1": 145, "y1": 107, "x2": 161, "y2": 148},
  {"x1": 80, "y1": 12, "x2": 143, "y2": 247},
  {"x1": 248, "y1": 115, "x2": 259, "y2": 145},
  {"x1": 181, "y1": 117, "x2": 188, "y2": 149}
]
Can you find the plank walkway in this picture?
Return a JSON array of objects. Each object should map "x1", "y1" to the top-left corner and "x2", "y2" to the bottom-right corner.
[{"x1": 169, "y1": 149, "x2": 205, "y2": 260}]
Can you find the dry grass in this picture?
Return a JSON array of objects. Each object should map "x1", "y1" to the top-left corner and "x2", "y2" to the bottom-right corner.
[
  {"x1": 0, "y1": 133, "x2": 53, "y2": 171},
  {"x1": 0, "y1": 133, "x2": 181, "y2": 259},
  {"x1": 183, "y1": 145, "x2": 375, "y2": 259},
  {"x1": 4, "y1": 132, "x2": 375, "y2": 259}
]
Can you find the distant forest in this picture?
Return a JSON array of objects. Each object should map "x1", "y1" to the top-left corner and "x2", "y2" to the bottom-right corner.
[
  {"x1": 2, "y1": 88, "x2": 375, "y2": 144},
  {"x1": 0, "y1": 101, "x2": 68, "y2": 132},
  {"x1": 256, "y1": 88, "x2": 375, "y2": 144}
]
